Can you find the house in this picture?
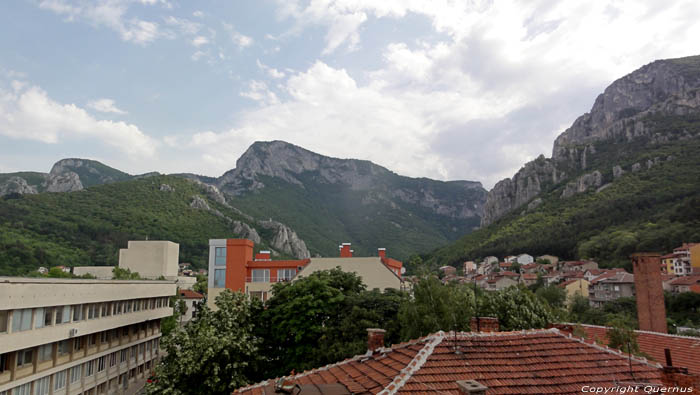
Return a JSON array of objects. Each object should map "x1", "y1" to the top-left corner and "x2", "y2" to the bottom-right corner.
[
  {"x1": 536, "y1": 254, "x2": 559, "y2": 265},
  {"x1": 661, "y1": 274, "x2": 677, "y2": 292},
  {"x1": 661, "y1": 253, "x2": 682, "y2": 275},
  {"x1": 669, "y1": 275, "x2": 700, "y2": 293},
  {"x1": 498, "y1": 262, "x2": 512, "y2": 270},
  {"x1": 542, "y1": 272, "x2": 561, "y2": 286},
  {"x1": 207, "y1": 240, "x2": 403, "y2": 308},
  {"x1": 518, "y1": 273, "x2": 538, "y2": 287},
  {"x1": 482, "y1": 256, "x2": 498, "y2": 265},
  {"x1": 584, "y1": 268, "x2": 626, "y2": 282},
  {"x1": 515, "y1": 253, "x2": 534, "y2": 265},
  {"x1": 520, "y1": 263, "x2": 540, "y2": 274},
  {"x1": 236, "y1": 318, "x2": 697, "y2": 395},
  {"x1": 36, "y1": 266, "x2": 48, "y2": 275},
  {"x1": 558, "y1": 278, "x2": 589, "y2": 304},
  {"x1": 504, "y1": 255, "x2": 516, "y2": 263},
  {"x1": 486, "y1": 275, "x2": 518, "y2": 291},
  {"x1": 178, "y1": 289, "x2": 204, "y2": 323},
  {"x1": 439, "y1": 265, "x2": 457, "y2": 276},
  {"x1": 561, "y1": 260, "x2": 598, "y2": 273},
  {"x1": 462, "y1": 261, "x2": 477, "y2": 274},
  {"x1": 178, "y1": 262, "x2": 191, "y2": 272},
  {"x1": 588, "y1": 272, "x2": 635, "y2": 308}
]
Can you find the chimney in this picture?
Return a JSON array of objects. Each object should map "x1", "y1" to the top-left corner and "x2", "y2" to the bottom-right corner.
[
  {"x1": 470, "y1": 317, "x2": 499, "y2": 333},
  {"x1": 456, "y1": 380, "x2": 488, "y2": 395},
  {"x1": 632, "y1": 253, "x2": 667, "y2": 333},
  {"x1": 366, "y1": 328, "x2": 386, "y2": 352},
  {"x1": 661, "y1": 349, "x2": 700, "y2": 390},
  {"x1": 378, "y1": 248, "x2": 386, "y2": 259},
  {"x1": 255, "y1": 250, "x2": 271, "y2": 261},
  {"x1": 340, "y1": 243, "x2": 353, "y2": 258}
]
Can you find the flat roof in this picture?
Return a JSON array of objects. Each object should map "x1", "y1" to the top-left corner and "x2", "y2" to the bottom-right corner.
[{"x1": 0, "y1": 276, "x2": 176, "y2": 285}]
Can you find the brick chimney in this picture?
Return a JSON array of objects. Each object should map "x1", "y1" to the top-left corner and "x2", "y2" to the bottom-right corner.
[
  {"x1": 632, "y1": 253, "x2": 667, "y2": 333},
  {"x1": 367, "y1": 328, "x2": 386, "y2": 352},
  {"x1": 456, "y1": 380, "x2": 488, "y2": 395},
  {"x1": 340, "y1": 243, "x2": 353, "y2": 258},
  {"x1": 378, "y1": 248, "x2": 386, "y2": 259},
  {"x1": 254, "y1": 250, "x2": 271, "y2": 261},
  {"x1": 661, "y1": 349, "x2": 700, "y2": 390},
  {"x1": 470, "y1": 317, "x2": 499, "y2": 333}
]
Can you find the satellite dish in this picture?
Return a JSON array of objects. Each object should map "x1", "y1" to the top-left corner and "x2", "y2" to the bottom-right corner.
[{"x1": 400, "y1": 267, "x2": 406, "y2": 274}]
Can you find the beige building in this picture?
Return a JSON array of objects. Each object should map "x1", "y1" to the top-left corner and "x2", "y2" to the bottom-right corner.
[
  {"x1": 559, "y1": 278, "x2": 590, "y2": 305},
  {"x1": 0, "y1": 277, "x2": 176, "y2": 395},
  {"x1": 119, "y1": 241, "x2": 179, "y2": 280},
  {"x1": 295, "y1": 257, "x2": 402, "y2": 292}
]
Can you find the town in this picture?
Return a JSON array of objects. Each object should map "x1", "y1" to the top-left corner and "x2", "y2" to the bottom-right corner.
[{"x1": 1, "y1": 238, "x2": 699, "y2": 394}]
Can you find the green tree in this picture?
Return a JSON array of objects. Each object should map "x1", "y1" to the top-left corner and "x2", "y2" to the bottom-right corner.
[
  {"x1": 510, "y1": 261, "x2": 521, "y2": 273},
  {"x1": 398, "y1": 276, "x2": 475, "y2": 340},
  {"x1": 193, "y1": 274, "x2": 208, "y2": 295},
  {"x1": 535, "y1": 285, "x2": 567, "y2": 309},
  {"x1": 606, "y1": 317, "x2": 642, "y2": 356},
  {"x1": 480, "y1": 286, "x2": 553, "y2": 331},
  {"x1": 147, "y1": 290, "x2": 260, "y2": 395},
  {"x1": 112, "y1": 267, "x2": 140, "y2": 280},
  {"x1": 47, "y1": 267, "x2": 72, "y2": 278}
]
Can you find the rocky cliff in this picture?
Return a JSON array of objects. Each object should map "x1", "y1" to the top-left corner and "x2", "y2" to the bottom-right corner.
[{"x1": 481, "y1": 55, "x2": 700, "y2": 226}]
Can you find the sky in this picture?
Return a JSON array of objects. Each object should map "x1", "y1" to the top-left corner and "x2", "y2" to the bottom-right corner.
[{"x1": 0, "y1": 1, "x2": 698, "y2": 189}]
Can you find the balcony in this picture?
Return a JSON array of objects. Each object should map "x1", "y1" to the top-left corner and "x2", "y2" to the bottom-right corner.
[{"x1": 245, "y1": 276, "x2": 295, "y2": 283}]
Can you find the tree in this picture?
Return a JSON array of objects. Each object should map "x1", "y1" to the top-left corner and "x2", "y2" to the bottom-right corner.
[
  {"x1": 480, "y1": 286, "x2": 553, "y2": 331},
  {"x1": 398, "y1": 276, "x2": 475, "y2": 340},
  {"x1": 112, "y1": 267, "x2": 140, "y2": 280},
  {"x1": 147, "y1": 290, "x2": 260, "y2": 395},
  {"x1": 193, "y1": 274, "x2": 208, "y2": 295},
  {"x1": 47, "y1": 267, "x2": 72, "y2": 278},
  {"x1": 606, "y1": 317, "x2": 642, "y2": 356},
  {"x1": 254, "y1": 268, "x2": 373, "y2": 379},
  {"x1": 510, "y1": 261, "x2": 521, "y2": 274},
  {"x1": 535, "y1": 285, "x2": 567, "y2": 309}
]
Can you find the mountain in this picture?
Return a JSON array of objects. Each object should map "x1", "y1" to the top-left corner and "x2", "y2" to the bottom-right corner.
[
  {"x1": 429, "y1": 55, "x2": 700, "y2": 268},
  {"x1": 215, "y1": 141, "x2": 487, "y2": 259},
  {"x1": 0, "y1": 175, "x2": 310, "y2": 275}
]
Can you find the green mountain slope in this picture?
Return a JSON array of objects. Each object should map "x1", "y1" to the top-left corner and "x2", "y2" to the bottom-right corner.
[
  {"x1": 0, "y1": 175, "x2": 278, "y2": 276},
  {"x1": 427, "y1": 116, "x2": 700, "y2": 269}
]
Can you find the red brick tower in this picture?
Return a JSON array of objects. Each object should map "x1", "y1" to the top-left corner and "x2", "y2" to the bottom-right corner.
[{"x1": 632, "y1": 253, "x2": 667, "y2": 333}]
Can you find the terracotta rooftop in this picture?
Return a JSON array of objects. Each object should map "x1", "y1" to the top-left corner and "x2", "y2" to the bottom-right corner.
[
  {"x1": 669, "y1": 275, "x2": 700, "y2": 286},
  {"x1": 179, "y1": 289, "x2": 204, "y2": 299},
  {"x1": 235, "y1": 329, "x2": 665, "y2": 394},
  {"x1": 557, "y1": 323, "x2": 700, "y2": 376}
]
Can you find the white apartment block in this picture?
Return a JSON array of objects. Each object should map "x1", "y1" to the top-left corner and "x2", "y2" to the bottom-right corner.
[{"x1": 0, "y1": 277, "x2": 176, "y2": 395}]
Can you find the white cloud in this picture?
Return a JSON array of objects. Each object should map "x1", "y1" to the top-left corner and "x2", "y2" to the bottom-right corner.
[
  {"x1": 163, "y1": 16, "x2": 201, "y2": 35},
  {"x1": 38, "y1": 0, "x2": 164, "y2": 45},
  {"x1": 223, "y1": 23, "x2": 253, "y2": 48},
  {"x1": 240, "y1": 81, "x2": 280, "y2": 106},
  {"x1": 192, "y1": 35, "x2": 209, "y2": 47},
  {"x1": 87, "y1": 98, "x2": 127, "y2": 114},
  {"x1": 0, "y1": 79, "x2": 155, "y2": 157},
  {"x1": 192, "y1": 10, "x2": 204, "y2": 18},
  {"x1": 256, "y1": 60, "x2": 286, "y2": 79}
]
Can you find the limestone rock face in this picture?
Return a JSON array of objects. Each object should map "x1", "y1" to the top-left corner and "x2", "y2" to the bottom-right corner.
[
  {"x1": 561, "y1": 171, "x2": 603, "y2": 198},
  {"x1": 258, "y1": 219, "x2": 311, "y2": 259},
  {"x1": 46, "y1": 171, "x2": 83, "y2": 192},
  {"x1": 159, "y1": 184, "x2": 174, "y2": 192},
  {"x1": 0, "y1": 176, "x2": 39, "y2": 196},
  {"x1": 189, "y1": 196, "x2": 210, "y2": 210},
  {"x1": 613, "y1": 165, "x2": 626, "y2": 179},
  {"x1": 232, "y1": 221, "x2": 261, "y2": 244}
]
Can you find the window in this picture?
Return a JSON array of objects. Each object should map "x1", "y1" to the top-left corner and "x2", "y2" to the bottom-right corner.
[
  {"x1": 70, "y1": 365, "x2": 82, "y2": 383},
  {"x1": 34, "y1": 376, "x2": 50, "y2": 395},
  {"x1": 14, "y1": 383, "x2": 31, "y2": 395},
  {"x1": 122, "y1": 327, "x2": 129, "y2": 337},
  {"x1": 277, "y1": 268, "x2": 296, "y2": 281},
  {"x1": 150, "y1": 298, "x2": 156, "y2": 309},
  {"x1": 134, "y1": 300, "x2": 141, "y2": 312},
  {"x1": 35, "y1": 308, "x2": 45, "y2": 329},
  {"x1": 215, "y1": 247, "x2": 226, "y2": 265},
  {"x1": 17, "y1": 349, "x2": 33, "y2": 367},
  {"x1": 120, "y1": 349, "x2": 128, "y2": 363},
  {"x1": 214, "y1": 269, "x2": 226, "y2": 287},
  {"x1": 74, "y1": 337, "x2": 83, "y2": 351},
  {"x1": 251, "y1": 269, "x2": 270, "y2": 282},
  {"x1": 55, "y1": 306, "x2": 70, "y2": 324},
  {"x1": 43, "y1": 307, "x2": 54, "y2": 327},
  {"x1": 12, "y1": 309, "x2": 32, "y2": 332},
  {"x1": 0, "y1": 353, "x2": 8, "y2": 373},
  {"x1": 97, "y1": 356, "x2": 106, "y2": 372},
  {"x1": 38, "y1": 344, "x2": 53, "y2": 362},
  {"x1": 101, "y1": 331, "x2": 108, "y2": 344},
  {"x1": 88, "y1": 304, "x2": 97, "y2": 319},
  {"x1": 0, "y1": 310, "x2": 7, "y2": 333},
  {"x1": 139, "y1": 343, "x2": 145, "y2": 354},
  {"x1": 131, "y1": 346, "x2": 137, "y2": 359},
  {"x1": 85, "y1": 360, "x2": 94, "y2": 376},
  {"x1": 57, "y1": 340, "x2": 70, "y2": 356},
  {"x1": 102, "y1": 302, "x2": 111, "y2": 317},
  {"x1": 54, "y1": 370, "x2": 67, "y2": 390},
  {"x1": 110, "y1": 352, "x2": 117, "y2": 367},
  {"x1": 72, "y1": 305, "x2": 83, "y2": 322},
  {"x1": 89, "y1": 334, "x2": 97, "y2": 347}
]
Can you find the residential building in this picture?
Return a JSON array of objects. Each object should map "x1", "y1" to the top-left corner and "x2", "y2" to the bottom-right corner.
[
  {"x1": 674, "y1": 243, "x2": 700, "y2": 273},
  {"x1": 438, "y1": 265, "x2": 456, "y2": 276},
  {"x1": 482, "y1": 256, "x2": 498, "y2": 265},
  {"x1": 542, "y1": 272, "x2": 561, "y2": 286},
  {"x1": 485, "y1": 275, "x2": 517, "y2": 291},
  {"x1": 520, "y1": 263, "x2": 540, "y2": 274},
  {"x1": 462, "y1": 261, "x2": 476, "y2": 274},
  {"x1": 669, "y1": 275, "x2": 700, "y2": 294},
  {"x1": 177, "y1": 289, "x2": 204, "y2": 323},
  {"x1": 515, "y1": 253, "x2": 533, "y2": 265},
  {"x1": 118, "y1": 241, "x2": 179, "y2": 280},
  {"x1": 235, "y1": 318, "x2": 698, "y2": 394},
  {"x1": 504, "y1": 255, "x2": 516, "y2": 263},
  {"x1": 561, "y1": 260, "x2": 598, "y2": 273},
  {"x1": 661, "y1": 253, "x2": 682, "y2": 275},
  {"x1": 0, "y1": 277, "x2": 175, "y2": 395},
  {"x1": 558, "y1": 278, "x2": 589, "y2": 304},
  {"x1": 536, "y1": 254, "x2": 559, "y2": 265},
  {"x1": 207, "y1": 240, "x2": 402, "y2": 308},
  {"x1": 518, "y1": 273, "x2": 537, "y2": 287},
  {"x1": 588, "y1": 272, "x2": 635, "y2": 308}
]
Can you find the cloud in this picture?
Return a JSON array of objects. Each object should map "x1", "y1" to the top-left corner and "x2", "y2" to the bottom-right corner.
[
  {"x1": 256, "y1": 60, "x2": 285, "y2": 79},
  {"x1": 240, "y1": 81, "x2": 280, "y2": 106},
  {"x1": 0, "y1": 79, "x2": 155, "y2": 157},
  {"x1": 192, "y1": 35, "x2": 209, "y2": 47},
  {"x1": 163, "y1": 15, "x2": 201, "y2": 35},
  {"x1": 87, "y1": 98, "x2": 127, "y2": 114},
  {"x1": 192, "y1": 10, "x2": 204, "y2": 18},
  {"x1": 38, "y1": 0, "x2": 164, "y2": 45},
  {"x1": 223, "y1": 23, "x2": 253, "y2": 49}
]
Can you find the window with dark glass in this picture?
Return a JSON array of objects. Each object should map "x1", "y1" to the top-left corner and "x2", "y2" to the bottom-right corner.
[{"x1": 215, "y1": 247, "x2": 226, "y2": 266}]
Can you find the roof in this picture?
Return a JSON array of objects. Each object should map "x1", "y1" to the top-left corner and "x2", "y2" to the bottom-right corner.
[
  {"x1": 235, "y1": 329, "x2": 664, "y2": 394},
  {"x1": 560, "y1": 323, "x2": 700, "y2": 376},
  {"x1": 558, "y1": 278, "x2": 587, "y2": 288},
  {"x1": 179, "y1": 289, "x2": 204, "y2": 299},
  {"x1": 520, "y1": 273, "x2": 537, "y2": 280},
  {"x1": 500, "y1": 271, "x2": 519, "y2": 277},
  {"x1": 591, "y1": 272, "x2": 633, "y2": 285},
  {"x1": 669, "y1": 275, "x2": 700, "y2": 286}
]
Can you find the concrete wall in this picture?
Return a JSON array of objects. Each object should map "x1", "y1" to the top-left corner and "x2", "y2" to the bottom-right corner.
[
  {"x1": 119, "y1": 241, "x2": 179, "y2": 280},
  {"x1": 72, "y1": 266, "x2": 115, "y2": 279},
  {"x1": 295, "y1": 257, "x2": 401, "y2": 291},
  {"x1": 176, "y1": 276, "x2": 197, "y2": 290},
  {"x1": 207, "y1": 239, "x2": 227, "y2": 289}
]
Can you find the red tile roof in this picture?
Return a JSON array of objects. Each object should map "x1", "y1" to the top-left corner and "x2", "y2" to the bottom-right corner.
[
  {"x1": 235, "y1": 329, "x2": 665, "y2": 394},
  {"x1": 520, "y1": 273, "x2": 537, "y2": 280},
  {"x1": 557, "y1": 324, "x2": 700, "y2": 376},
  {"x1": 670, "y1": 275, "x2": 700, "y2": 286},
  {"x1": 179, "y1": 289, "x2": 204, "y2": 299}
]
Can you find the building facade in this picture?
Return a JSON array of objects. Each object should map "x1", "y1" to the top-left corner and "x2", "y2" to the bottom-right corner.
[
  {"x1": 0, "y1": 277, "x2": 176, "y2": 395},
  {"x1": 207, "y1": 239, "x2": 402, "y2": 308}
]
